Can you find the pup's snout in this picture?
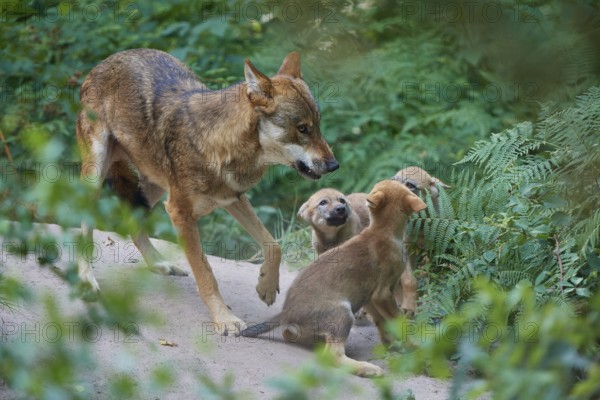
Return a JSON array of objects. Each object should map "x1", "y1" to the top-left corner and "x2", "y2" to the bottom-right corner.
[
  {"x1": 325, "y1": 159, "x2": 339, "y2": 172},
  {"x1": 334, "y1": 204, "x2": 347, "y2": 215}
]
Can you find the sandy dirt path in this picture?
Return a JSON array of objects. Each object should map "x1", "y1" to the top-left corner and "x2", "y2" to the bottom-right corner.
[{"x1": 0, "y1": 223, "x2": 455, "y2": 399}]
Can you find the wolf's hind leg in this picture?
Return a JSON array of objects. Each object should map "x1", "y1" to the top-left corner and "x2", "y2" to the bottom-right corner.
[{"x1": 106, "y1": 162, "x2": 187, "y2": 276}]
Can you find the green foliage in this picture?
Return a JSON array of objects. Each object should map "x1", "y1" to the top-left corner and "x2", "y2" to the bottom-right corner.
[
  {"x1": 1, "y1": 0, "x2": 599, "y2": 398},
  {"x1": 412, "y1": 87, "x2": 600, "y2": 323},
  {"x1": 385, "y1": 280, "x2": 600, "y2": 400}
]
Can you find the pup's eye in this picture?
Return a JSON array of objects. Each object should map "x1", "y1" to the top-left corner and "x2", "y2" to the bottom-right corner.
[
  {"x1": 319, "y1": 200, "x2": 327, "y2": 206},
  {"x1": 297, "y1": 124, "x2": 309, "y2": 134},
  {"x1": 405, "y1": 181, "x2": 417, "y2": 190},
  {"x1": 339, "y1": 198, "x2": 346, "y2": 204}
]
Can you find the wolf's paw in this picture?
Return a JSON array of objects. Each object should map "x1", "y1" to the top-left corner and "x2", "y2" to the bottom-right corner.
[
  {"x1": 151, "y1": 261, "x2": 188, "y2": 276},
  {"x1": 78, "y1": 262, "x2": 100, "y2": 301},
  {"x1": 400, "y1": 307, "x2": 415, "y2": 319},
  {"x1": 256, "y1": 269, "x2": 279, "y2": 305},
  {"x1": 212, "y1": 315, "x2": 247, "y2": 336},
  {"x1": 78, "y1": 282, "x2": 101, "y2": 302}
]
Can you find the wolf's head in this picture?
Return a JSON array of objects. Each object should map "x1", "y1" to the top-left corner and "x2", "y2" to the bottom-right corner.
[{"x1": 244, "y1": 53, "x2": 338, "y2": 180}]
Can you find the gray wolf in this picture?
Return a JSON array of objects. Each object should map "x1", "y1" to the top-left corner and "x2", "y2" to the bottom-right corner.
[{"x1": 76, "y1": 49, "x2": 338, "y2": 335}]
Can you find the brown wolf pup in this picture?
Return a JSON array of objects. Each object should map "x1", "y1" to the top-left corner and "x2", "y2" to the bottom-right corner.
[
  {"x1": 297, "y1": 189, "x2": 369, "y2": 255},
  {"x1": 393, "y1": 166, "x2": 450, "y2": 316},
  {"x1": 76, "y1": 49, "x2": 338, "y2": 335},
  {"x1": 298, "y1": 167, "x2": 448, "y2": 318},
  {"x1": 239, "y1": 179, "x2": 427, "y2": 377}
]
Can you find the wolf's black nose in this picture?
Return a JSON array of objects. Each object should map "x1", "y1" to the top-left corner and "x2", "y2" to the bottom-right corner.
[
  {"x1": 334, "y1": 205, "x2": 346, "y2": 215},
  {"x1": 325, "y1": 159, "x2": 339, "y2": 172}
]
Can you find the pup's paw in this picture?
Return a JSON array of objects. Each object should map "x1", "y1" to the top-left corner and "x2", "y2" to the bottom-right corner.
[
  {"x1": 151, "y1": 261, "x2": 188, "y2": 276},
  {"x1": 256, "y1": 270, "x2": 279, "y2": 305},
  {"x1": 355, "y1": 362, "x2": 384, "y2": 378}
]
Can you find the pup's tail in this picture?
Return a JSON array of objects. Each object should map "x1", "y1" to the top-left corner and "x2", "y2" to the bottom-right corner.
[{"x1": 238, "y1": 315, "x2": 281, "y2": 338}]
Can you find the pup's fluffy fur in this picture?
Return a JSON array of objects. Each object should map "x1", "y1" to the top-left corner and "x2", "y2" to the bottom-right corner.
[
  {"x1": 298, "y1": 167, "x2": 449, "y2": 317},
  {"x1": 392, "y1": 167, "x2": 450, "y2": 315},
  {"x1": 241, "y1": 179, "x2": 427, "y2": 377},
  {"x1": 297, "y1": 189, "x2": 369, "y2": 255}
]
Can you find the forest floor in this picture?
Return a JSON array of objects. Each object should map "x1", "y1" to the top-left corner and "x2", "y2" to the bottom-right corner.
[{"x1": 1, "y1": 223, "x2": 471, "y2": 399}]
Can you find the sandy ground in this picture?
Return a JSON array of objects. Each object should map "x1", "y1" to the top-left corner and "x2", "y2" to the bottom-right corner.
[{"x1": 0, "y1": 223, "x2": 457, "y2": 399}]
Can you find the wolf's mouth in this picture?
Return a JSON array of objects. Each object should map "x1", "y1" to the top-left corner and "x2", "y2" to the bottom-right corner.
[
  {"x1": 295, "y1": 160, "x2": 321, "y2": 180},
  {"x1": 325, "y1": 216, "x2": 347, "y2": 226}
]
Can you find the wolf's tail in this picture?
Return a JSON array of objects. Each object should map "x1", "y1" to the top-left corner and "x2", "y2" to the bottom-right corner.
[{"x1": 238, "y1": 315, "x2": 281, "y2": 338}]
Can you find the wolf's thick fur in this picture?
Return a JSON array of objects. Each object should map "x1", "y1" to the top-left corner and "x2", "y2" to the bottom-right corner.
[
  {"x1": 76, "y1": 49, "x2": 338, "y2": 335},
  {"x1": 240, "y1": 180, "x2": 427, "y2": 377}
]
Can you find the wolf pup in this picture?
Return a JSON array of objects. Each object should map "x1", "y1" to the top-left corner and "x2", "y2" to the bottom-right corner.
[
  {"x1": 297, "y1": 189, "x2": 369, "y2": 255},
  {"x1": 240, "y1": 180, "x2": 427, "y2": 377},
  {"x1": 393, "y1": 166, "x2": 450, "y2": 316},
  {"x1": 76, "y1": 49, "x2": 338, "y2": 335}
]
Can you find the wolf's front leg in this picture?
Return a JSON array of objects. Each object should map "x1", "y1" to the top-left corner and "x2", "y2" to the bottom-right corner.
[
  {"x1": 165, "y1": 197, "x2": 246, "y2": 335},
  {"x1": 225, "y1": 195, "x2": 280, "y2": 305}
]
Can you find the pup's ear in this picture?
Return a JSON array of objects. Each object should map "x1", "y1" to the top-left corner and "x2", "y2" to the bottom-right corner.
[
  {"x1": 367, "y1": 190, "x2": 385, "y2": 209},
  {"x1": 277, "y1": 52, "x2": 301, "y2": 79},
  {"x1": 244, "y1": 59, "x2": 273, "y2": 106},
  {"x1": 297, "y1": 200, "x2": 311, "y2": 221},
  {"x1": 429, "y1": 177, "x2": 450, "y2": 200},
  {"x1": 432, "y1": 177, "x2": 451, "y2": 189},
  {"x1": 407, "y1": 195, "x2": 427, "y2": 213},
  {"x1": 343, "y1": 197, "x2": 352, "y2": 213},
  {"x1": 428, "y1": 183, "x2": 439, "y2": 200}
]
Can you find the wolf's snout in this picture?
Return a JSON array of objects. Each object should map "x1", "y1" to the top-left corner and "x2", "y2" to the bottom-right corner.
[
  {"x1": 325, "y1": 159, "x2": 339, "y2": 172},
  {"x1": 334, "y1": 205, "x2": 347, "y2": 215}
]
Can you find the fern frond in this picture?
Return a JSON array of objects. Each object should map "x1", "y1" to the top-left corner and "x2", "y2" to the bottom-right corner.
[
  {"x1": 497, "y1": 270, "x2": 532, "y2": 287},
  {"x1": 511, "y1": 156, "x2": 555, "y2": 183},
  {"x1": 539, "y1": 87, "x2": 600, "y2": 180},
  {"x1": 456, "y1": 122, "x2": 537, "y2": 175},
  {"x1": 574, "y1": 209, "x2": 600, "y2": 253}
]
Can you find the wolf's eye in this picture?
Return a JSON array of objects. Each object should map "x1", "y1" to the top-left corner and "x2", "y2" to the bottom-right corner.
[
  {"x1": 297, "y1": 124, "x2": 309, "y2": 134},
  {"x1": 319, "y1": 200, "x2": 327, "y2": 206}
]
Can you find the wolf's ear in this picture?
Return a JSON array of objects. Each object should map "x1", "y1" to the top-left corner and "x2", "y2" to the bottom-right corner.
[
  {"x1": 407, "y1": 195, "x2": 427, "y2": 213},
  {"x1": 297, "y1": 200, "x2": 311, "y2": 221},
  {"x1": 244, "y1": 59, "x2": 273, "y2": 105},
  {"x1": 277, "y1": 52, "x2": 301, "y2": 79},
  {"x1": 367, "y1": 190, "x2": 385, "y2": 210}
]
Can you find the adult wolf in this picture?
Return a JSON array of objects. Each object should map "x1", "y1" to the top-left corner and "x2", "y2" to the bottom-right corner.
[{"x1": 76, "y1": 49, "x2": 338, "y2": 335}]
